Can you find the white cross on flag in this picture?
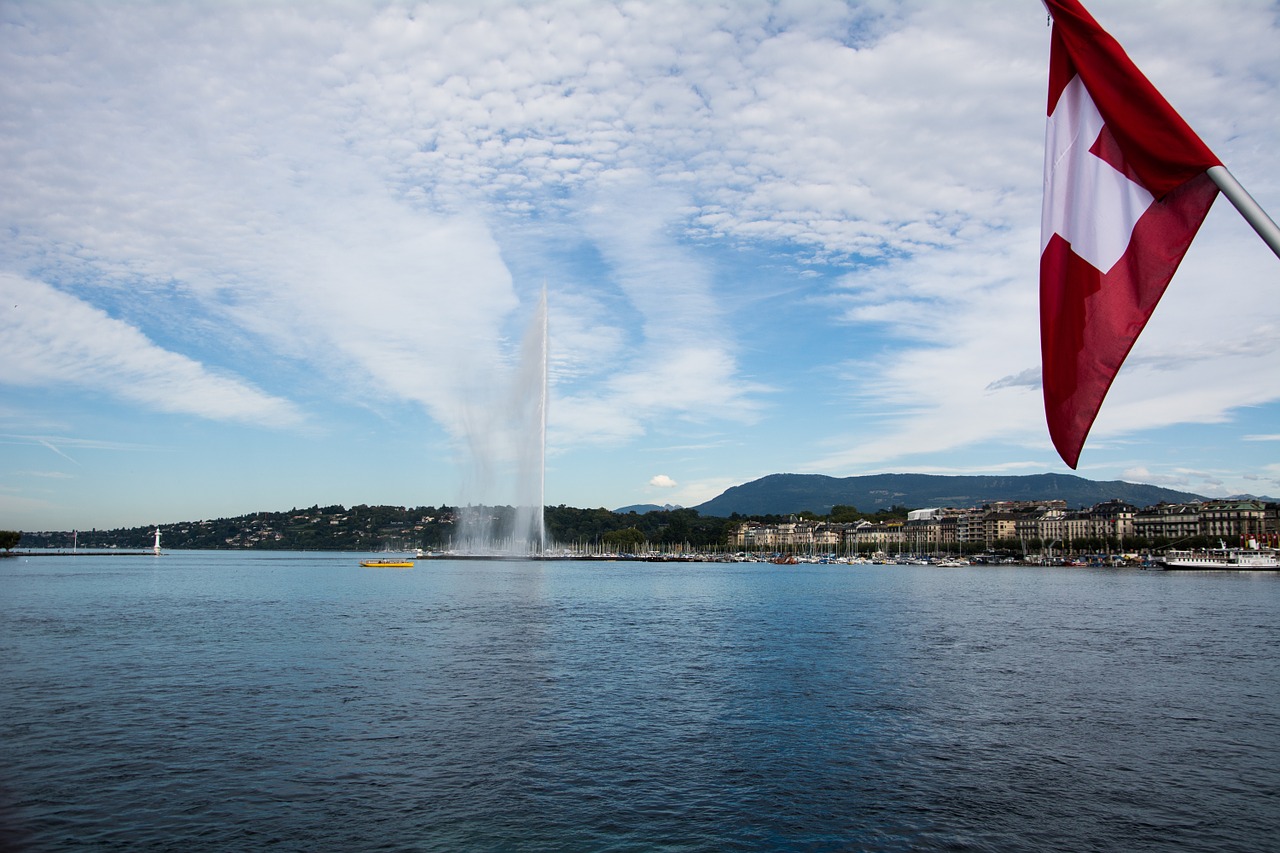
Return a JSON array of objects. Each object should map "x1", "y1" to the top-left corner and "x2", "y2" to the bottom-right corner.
[{"x1": 1040, "y1": 0, "x2": 1221, "y2": 468}]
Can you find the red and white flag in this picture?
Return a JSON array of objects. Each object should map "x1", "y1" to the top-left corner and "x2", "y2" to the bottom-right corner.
[{"x1": 1041, "y1": 0, "x2": 1221, "y2": 468}]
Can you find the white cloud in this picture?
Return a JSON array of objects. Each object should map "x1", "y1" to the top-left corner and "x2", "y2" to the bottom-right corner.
[
  {"x1": 0, "y1": 275, "x2": 303, "y2": 428},
  {"x1": 649, "y1": 474, "x2": 677, "y2": 489},
  {"x1": 1123, "y1": 467, "x2": 1186, "y2": 488},
  {"x1": 546, "y1": 181, "x2": 769, "y2": 447},
  {"x1": 1, "y1": 0, "x2": 1277, "y2": 525},
  {"x1": 671, "y1": 476, "x2": 743, "y2": 509}
]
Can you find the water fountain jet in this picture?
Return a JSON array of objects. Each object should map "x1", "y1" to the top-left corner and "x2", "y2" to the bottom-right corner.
[{"x1": 451, "y1": 287, "x2": 549, "y2": 556}]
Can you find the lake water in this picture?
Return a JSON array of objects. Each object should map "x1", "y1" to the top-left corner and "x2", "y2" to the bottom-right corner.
[{"x1": 2, "y1": 552, "x2": 1277, "y2": 852}]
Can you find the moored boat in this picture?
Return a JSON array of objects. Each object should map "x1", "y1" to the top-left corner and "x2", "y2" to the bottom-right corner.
[{"x1": 1160, "y1": 543, "x2": 1278, "y2": 570}]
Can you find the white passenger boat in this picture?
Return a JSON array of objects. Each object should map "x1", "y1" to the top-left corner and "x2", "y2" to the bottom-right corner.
[{"x1": 1161, "y1": 542, "x2": 1278, "y2": 570}]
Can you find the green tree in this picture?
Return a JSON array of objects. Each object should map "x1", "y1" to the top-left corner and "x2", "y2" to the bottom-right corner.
[
  {"x1": 0, "y1": 530, "x2": 21, "y2": 552},
  {"x1": 828, "y1": 505, "x2": 862, "y2": 523},
  {"x1": 603, "y1": 527, "x2": 646, "y2": 552}
]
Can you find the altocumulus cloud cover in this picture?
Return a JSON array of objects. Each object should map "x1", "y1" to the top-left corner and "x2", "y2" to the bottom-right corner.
[{"x1": 1, "y1": 0, "x2": 1277, "y2": 529}]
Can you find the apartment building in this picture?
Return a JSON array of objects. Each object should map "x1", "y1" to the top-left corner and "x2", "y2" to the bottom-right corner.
[{"x1": 728, "y1": 497, "x2": 1274, "y2": 554}]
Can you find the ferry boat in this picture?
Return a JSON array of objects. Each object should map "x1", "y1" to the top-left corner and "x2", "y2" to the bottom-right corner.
[
  {"x1": 359, "y1": 559, "x2": 415, "y2": 568},
  {"x1": 1160, "y1": 542, "x2": 1278, "y2": 570}
]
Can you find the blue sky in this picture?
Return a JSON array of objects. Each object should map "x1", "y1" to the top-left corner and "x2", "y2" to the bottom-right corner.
[{"x1": 2, "y1": 0, "x2": 1278, "y2": 531}]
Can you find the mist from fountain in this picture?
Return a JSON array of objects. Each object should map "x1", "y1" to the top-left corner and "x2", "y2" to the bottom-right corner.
[{"x1": 452, "y1": 288, "x2": 548, "y2": 556}]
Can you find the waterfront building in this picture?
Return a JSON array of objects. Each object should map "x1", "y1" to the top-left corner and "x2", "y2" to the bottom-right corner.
[
  {"x1": 841, "y1": 520, "x2": 874, "y2": 553},
  {"x1": 774, "y1": 519, "x2": 815, "y2": 551},
  {"x1": 815, "y1": 524, "x2": 845, "y2": 551},
  {"x1": 1133, "y1": 503, "x2": 1202, "y2": 544},
  {"x1": 955, "y1": 511, "x2": 985, "y2": 547},
  {"x1": 1016, "y1": 507, "x2": 1063, "y2": 548},
  {"x1": 852, "y1": 521, "x2": 904, "y2": 553},
  {"x1": 727, "y1": 498, "x2": 1276, "y2": 557},
  {"x1": 901, "y1": 507, "x2": 971, "y2": 553},
  {"x1": 981, "y1": 511, "x2": 1020, "y2": 549},
  {"x1": 1199, "y1": 500, "x2": 1267, "y2": 541},
  {"x1": 1088, "y1": 500, "x2": 1136, "y2": 545},
  {"x1": 730, "y1": 521, "x2": 774, "y2": 551},
  {"x1": 904, "y1": 508, "x2": 943, "y2": 553}
]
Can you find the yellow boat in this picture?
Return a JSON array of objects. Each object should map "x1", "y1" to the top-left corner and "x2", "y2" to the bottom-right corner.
[{"x1": 360, "y1": 559, "x2": 415, "y2": 568}]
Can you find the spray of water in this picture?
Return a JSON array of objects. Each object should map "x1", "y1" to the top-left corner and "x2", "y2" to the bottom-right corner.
[
  {"x1": 454, "y1": 287, "x2": 548, "y2": 555},
  {"x1": 511, "y1": 285, "x2": 548, "y2": 553}
]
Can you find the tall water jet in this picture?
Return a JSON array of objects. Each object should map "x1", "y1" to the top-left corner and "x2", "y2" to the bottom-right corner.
[
  {"x1": 511, "y1": 285, "x2": 548, "y2": 553},
  {"x1": 453, "y1": 287, "x2": 549, "y2": 555}
]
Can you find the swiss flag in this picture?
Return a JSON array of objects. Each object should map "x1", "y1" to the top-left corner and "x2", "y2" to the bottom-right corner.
[{"x1": 1041, "y1": 0, "x2": 1221, "y2": 468}]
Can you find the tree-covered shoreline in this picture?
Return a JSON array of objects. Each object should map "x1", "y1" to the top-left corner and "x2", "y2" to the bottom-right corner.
[{"x1": 17, "y1": 504, "x2": 903, "y2": 553}]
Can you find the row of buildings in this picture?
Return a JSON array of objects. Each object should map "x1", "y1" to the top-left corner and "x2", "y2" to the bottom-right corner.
[{"x1": 729, "y1": 499, "x2": 1278, "y2": 555}]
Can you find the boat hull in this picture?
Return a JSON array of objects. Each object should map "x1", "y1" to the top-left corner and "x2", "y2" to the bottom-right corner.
[{"x1": 360, "y1": 560, "x2": 415, "y2": 568}]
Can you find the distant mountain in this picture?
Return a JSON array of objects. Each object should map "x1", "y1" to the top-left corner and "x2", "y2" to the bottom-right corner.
[
  {"x1": 614, "y1": 503, "x2": 683, "y2": 514},
  {"x1": 693, "y1": 473, "x2": 1208, "y2": 517}
]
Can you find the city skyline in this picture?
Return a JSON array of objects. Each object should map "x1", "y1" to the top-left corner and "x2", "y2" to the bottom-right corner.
[{"x1": 2, "y1": 0, "x2": 1278, "y2": 531}]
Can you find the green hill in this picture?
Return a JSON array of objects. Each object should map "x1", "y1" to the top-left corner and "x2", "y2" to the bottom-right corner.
[{"x1": 694, "y1": 473, "x2": 1206, "y2": 517}]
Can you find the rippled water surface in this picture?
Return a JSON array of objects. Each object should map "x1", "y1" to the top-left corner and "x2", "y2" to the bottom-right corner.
[{"x1": 2, "y1": 553, "x2": 1278, "y2": 851}]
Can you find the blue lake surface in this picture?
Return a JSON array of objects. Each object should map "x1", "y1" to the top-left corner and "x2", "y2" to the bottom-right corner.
[{"x1": 2, "y1": 552, "x2": 1278, "y2": 851}]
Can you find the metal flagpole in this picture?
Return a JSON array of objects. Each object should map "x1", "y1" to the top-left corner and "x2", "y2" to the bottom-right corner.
[{"x1": 1207, "y1": 165, "x2": 1280, "y2": 260}]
